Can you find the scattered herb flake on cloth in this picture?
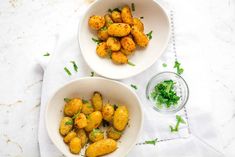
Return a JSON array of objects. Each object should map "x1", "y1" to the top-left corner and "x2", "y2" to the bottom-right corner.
[
  {"x1": 64, "y1": 67, "x2": 72, "y2": 76},
  {"x1": 144, "y1": 138, "x2": 158, "y2": 145},
  {"x1": 90, "y1": 71, "x2": 95, "y2": 77},
  {"x1": 174, "y1": 60, "x2": 184, "y2": 75},
  {"x1": 127, "y1": 61, "x2": 135, "y2": 66},
  {"x1": 43, "y1": 52, "x2": 50, "y2": 56},
  {"x1": 169, "y1": 115, "x2": 186, "y2": 132},
  {"x1": 131, "y1": 3, "x2": 135, "y2": 11},
  {"x1": 131, "y1": 84, "x2": 138, "y2": 90},
  {"x1": 70, "y1": 61, "x2": 78, "y2": 72},
  {"x1": 162, "y1": 63, "x2": 167, "y2": 67},
  {"x1": 146, "y1": 31, "x2": 153, "y2": 40}
]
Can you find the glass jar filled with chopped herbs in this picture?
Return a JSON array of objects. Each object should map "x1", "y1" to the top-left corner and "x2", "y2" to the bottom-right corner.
[{"x1": 146, "y1": 72, "x2": 189, "y2": 113}]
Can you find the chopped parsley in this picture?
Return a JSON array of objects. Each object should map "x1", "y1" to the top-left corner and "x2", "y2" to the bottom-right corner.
[
  {"x1": 92, "y1": 38, "x2": 101, "y2": 44},
  {"x1": 144, "y1": 138, "x2": 158, "y2": 145},
  {"x1": 90, "y1": 71, "x2": 95, "y2": 77},
  {"x1": 82, "y1": 99, "x2": 89, "y2": 104},
  {"x1": 131, "y1": 84, "x2": 138, "y2": 90},
  {"x1": 43, "y1": 52, "x2": 50, "y2": 56},
  {"x1": 174, "y1": 61, "x2": 184, "y2": 75},
  {"x1": 100, "y1": 26, "x2": 107, "y2": 31},
  {"x1": 150, "y1": 80, "x2": 180, "y2": 108},
  {"x1": 72, "y1": 112, "x2": 80, "y2": 119},
  {"x1": 64, "y1": 98, "x2": 71, "y2": 103},
  {"x1": 162, "y1": 63, "x2": 167, "y2": 67},
  {"x1": 127, "y1": 61, "x2": 135, "y2": 66},
  {"x1": 65, "y1": 120, "x2": 73, "y2": 125},
  {"x1": 146, "y1": 31, "x2": 153, "y2": 40},
  {"x1": 64, "y1": 67, "x2": 72, "y2": 76},
  {"x1": 70, "y1": 61, "x2": 78, "y2": 72},
  {"x1": 131, "y1": 3, "x2": 135, "y2": 11},
  {"x1": 169, "y1": 115, "x2": 186, "y2": 132},
  {"x1": 140, "y1": 16, "x2": 144, "y2": 19}
]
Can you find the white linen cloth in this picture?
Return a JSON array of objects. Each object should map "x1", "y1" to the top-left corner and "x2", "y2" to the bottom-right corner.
[{"x1": 38, "y1": 2, "x2": 225, "y2": 157}]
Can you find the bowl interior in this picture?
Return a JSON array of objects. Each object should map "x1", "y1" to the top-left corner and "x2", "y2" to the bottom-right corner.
[
  {"x1": 46, "y1": 77, "x2": 143, "y2": 157},
  {"x1": 79, "y1": 0, "x2": 170, "y2": 79}
]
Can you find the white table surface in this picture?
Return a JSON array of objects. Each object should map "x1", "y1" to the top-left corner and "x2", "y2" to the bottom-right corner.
[{"x1": 0, "y1": 0, "x2": 234, "y2": 157}]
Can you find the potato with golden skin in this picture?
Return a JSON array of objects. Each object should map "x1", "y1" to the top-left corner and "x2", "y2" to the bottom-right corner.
[
  {"x1": 82, "y1": 101, "x2": 94, "y2": 115},
  {"x1": 106, "y1": 37, "x2": 121, "y2": 51},
  {"x1": 113, "y1": 106, "x2": 129, "y2": 131},
  {"x1": 85, "y1": 111, "x2": 103, "y2": 132},
  {"x1": 111, "y1": 10, "x2": 122, "y2": 23},
  {"x1": 102, "y1": 104, "x2": 114, "y2": 122},
  {"x1": 77, "y1": 129, "x2": 88, "y2": 147},
  {"x1": 120, "y1": 36, "x2": 136, "y2": 52},
  {"x1": 91, "y1": 92, "x2": 103, "y2": 111},
  {"x1": 85, "y1": 139, "x2": 117, "y2": 157},
  {"x1": 89, "y1": 129, "x2": 104, "y2": 142},
  {"x1": 111, "y1": 51, "x2": 128, "y2": 64},
  {"x1": 69, "y1": 137, "x2": 82, "y2": 154},
  {"x1": 108, "y1": 23, "x2": 131, "y2": 37},
  {"x1": 64, "y1": 131, "x2": 77, "y2": 144},
  {"x1": 88, "y1": 15, "x2": 105, "y2": 30},
  {"x1": 96, "y1": 42, "x2": 108, "y2": 58},
  {"x1": 97, "y1": 27, "x2": 109, "y2": 41},
  {"x1": 74, "y1": 113, "x2": 87, "y2": 129},
  {"x1": 64, "y1": 98, "x2": 82, "y2": 117},
  {"x1": 104, "y1": 14, "x2": 114, "y2": 27},
  {"x1": 131, "y1": 26, "x2": 149, "y2": 47},
  {"x1": 121, "y1": 6, "x2": 133, "y2": 24},
  {"x1": 133, "y1": 17, "x2": 144, "y2": 32},
  {"x1": 59, "y1": 117, "x2": 73, "y2": 136},
  {"x1": 107, "y1": 127, "x2": 122, "y2": 140},
  {"x1": 120, "y1": 48, "x2": 133, "y2": 56}
]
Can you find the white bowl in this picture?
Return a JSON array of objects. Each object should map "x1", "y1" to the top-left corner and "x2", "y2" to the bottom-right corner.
[
  {"x1": 78, "y1": 0, "x2": 170, "y2": 80},
  {"x1": 45, "y1": 77, "x2": 143, "y2": 157}
]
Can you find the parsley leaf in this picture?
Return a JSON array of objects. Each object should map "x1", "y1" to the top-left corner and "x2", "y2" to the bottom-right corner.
[
  {"x1": 146, "y1": 31, "x2": 153, "y2": 40},
  {"x1": 90, "y1": 71, "x2": 95, "y2": 77},
  {"x1": 43, "y1": 52, "x2": 50, "y2": 56},
  {"x1": 70, "y1": 61, "x2": 78, "y2": 72},
  {"x1": 65, "y1": 120, "x2": 73, "y2": 125},
  {"x1": 92, "y1": 38, "x2": 101, "y2": 44},
  {"x1": 82, "y1": 99, "x2": 89, "y2": 104},
  {"x1": 144, "y1": 138, "x2": 158, "y2": 145},
  {"x1": 64, "y1": 98, "x2": 71, "y2": 103},
  {"x1": 140, "y1": 16, "x2": 144, "y2": 19},
  {"x1": 162, "y1": 63, "x2": 167, "y2": 67},
  {"x1": 170, "y1": 115, "x2": 186, "y2": 132},
  {"x1": 174, "y1": 61, "x2": 184, "y2": 75},
  {"x1": 131, "y1": 84, "x2": 138, "y2": 90},
  {"x1": 127, "y1": 61, "x2": 135, "y2": 66},
  {"x1": 64, "y1": 67, "x2": 72, "y2": 76},
  {"x1": 72, "y1": 112, "x2": 80, "y2": 119},
  {"x1": 131, "y1": 3, "x2": 135, "y2": 11},
  {"x1": 100, "y1": 26, "x2": 107, "y2": 31}
]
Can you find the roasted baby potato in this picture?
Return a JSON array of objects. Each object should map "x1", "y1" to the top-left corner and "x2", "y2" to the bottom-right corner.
[
  {"x1": 111, "y1": 51, "x2": 128, "y2": 64},
  {"x1": 85, "y1": 111, "x2": 103, "y2": 132},
  {"x1": 88, "y1": 15, "x2": 105, "y2": 30},
  {"x1": 107, "y1": 127, "x2": 122, "y2": 140},
  {"x1": 77, "y1": 129, "x2": 88, "y2": 147},
  {"x1": 133, "y1": 17, "x2": 144, "y2": 32},
  {"x1": 113, "y1": 106, "x2": 129, "y2": 131},
  {"x1": 131, "y1": 26, "x2": 149, "y2": 47},
  {"x1": 111, "y1": 10, "x2": 122, "y2": 23},
  {"x1": 89, "y1": 129, "x2": 104, "y2": 142},
  {"x1": 85, "y1": 139, "x2": 117, "y2": 157},
  {"x1": 106, "y1": 37, "x2": 121, "y2": 51},
  {"x1": 74, "y1": 113, "x2": 87, "y2": 129},
  {"x1": 97, "y1": 27, "x2": 109, "y2": 41},
  {"x1": 82, "y1": 101, "x2": 94, "y2": 115},
  {"x1": 59, "y1": 117, "x2": 73, "y2": 136},
  {"x1": 102, "y1": 104, "x2": 114, "y2": 122},
  {"x1": 120, "y1": 48, "x2": 133, "y2": 56},
  {"x1": 108, "y1": 23, "x2": 131, "y2": 37},
  {"x1": 64, "y1": 131, "x2": 77, "y2": 144},
  {"x1": 64, "y1": 98, "x2": 82, "y2": 117},
  {"x1": 120, "y1": 36, "x2": 136, "y2": 52},
  {"x1": 96, "y1": 42, "x2": 108, "y2": 58},
  {"x1": 121, "y1": 6, "x2": 133, "y2": 24},
  {"x1": 69, "y1": 137, "x2": 82, "y2": 154},
  {"x1": 104, "y1": 14, "x2": 114, "y2": 27},
  {"x1": 91, "y1": 92, "x2": 103, "y2": 111}
]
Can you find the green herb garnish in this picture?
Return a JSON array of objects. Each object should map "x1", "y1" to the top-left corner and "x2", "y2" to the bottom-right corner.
[
  {"x1": 140, "y1": 16, "x2": 144, "y2": 19},
  {"x1": 169, "y1": 115, "x2": 186, "y2": 132},
  {"x1": 92, "y1": 38, "x2": 101, "y2": 44},
  {"x1": 127, "y1": 61, "x2": 135, "y2": 66},
  {"x1": 146, "y1": 31, "x2": 153, "y2": 40},
  {"x1": 100, "y1": 26, "x2": 107, "y2": 31},
  {"x1": 144, "y1": 138, "x2": 158, "y2": 145},
  {"x1": 64, "y1": 98, "x2": 71, "y2": 103},
  {"x1": 131, "y1": 84, "x2": 138, "y2": 90},
  {"x1": 64, "y1": 67, "x2": 72, "y2": 76},
  {"x1": 65, "y1": 120, "x2": 73, "y2": 125},
  {"x1": 90, "y1": 71, "x2": 95, "y2": 77},
  {"x1": 174, "y1": 61, "x2": 184, "y2": 75},
  {"x1": 70, "y1": 61, "x2": 78, "y2": 72},
  {"x1": 82, "y1": 99, "x2": 89, "y2": 104},
  {"x1": 162, "y1": 63, "x2": 167, "y2": 67},
  {"x1": 43, "y1": 52, "x2": 50, "y2": 56},
  {"x1": 150, "y1": 80, "x2": 180, "y2": 108},
  {"x1": 72, "y1": 112, "x2": 80, "y2": 119},
  {"x1": 131, "y1": 3, "x2": 135, "y2": 11}
]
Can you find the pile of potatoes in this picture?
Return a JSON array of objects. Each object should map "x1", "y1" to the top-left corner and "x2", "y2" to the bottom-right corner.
[
  {"x1": 88, "y1": 5, "x2": 149, "y2": 65},
  {"x1": 59, "y1": 92, "x2": 129, "y2": 157}
]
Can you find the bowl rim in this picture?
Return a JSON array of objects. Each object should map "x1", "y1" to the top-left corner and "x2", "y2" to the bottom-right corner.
[
  {"x1": 78, "y1": 0, "x2": 171, "y2": 80},
  {"x1": 45, "y1": 76, "x2": 144, "y2": 157},
  {"x1": 146, "y1": 71, "x2": 190, "y2": 114}
]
